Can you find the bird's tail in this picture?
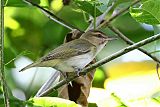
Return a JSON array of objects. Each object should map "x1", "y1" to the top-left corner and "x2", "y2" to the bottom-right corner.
[{"x1": 19, "y1": 62, "x2": 39, "y2": 72}]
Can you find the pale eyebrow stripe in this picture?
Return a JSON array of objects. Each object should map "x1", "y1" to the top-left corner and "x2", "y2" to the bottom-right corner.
[{"x1": 91, "y1": 32, "x2": 102, "y2": 35}]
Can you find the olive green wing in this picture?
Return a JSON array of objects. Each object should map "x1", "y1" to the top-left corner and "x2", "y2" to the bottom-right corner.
[{"x1": 41, "y1": 39, "x2": 96, "y2": 61}]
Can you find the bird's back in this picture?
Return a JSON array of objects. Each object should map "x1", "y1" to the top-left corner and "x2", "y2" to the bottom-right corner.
[{"x1": 41, "y1": 39, "x2": 97, "y2": 61}]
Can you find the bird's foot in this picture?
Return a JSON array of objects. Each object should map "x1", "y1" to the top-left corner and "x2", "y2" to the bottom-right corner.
[{"x1": 73, "y1": 66, "x2": 82, "y2": 76}]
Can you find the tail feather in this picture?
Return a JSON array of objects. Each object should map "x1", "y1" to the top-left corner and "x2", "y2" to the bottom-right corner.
[{"x1": 19, "y1": 62, "x2": 39, "y2": 72}]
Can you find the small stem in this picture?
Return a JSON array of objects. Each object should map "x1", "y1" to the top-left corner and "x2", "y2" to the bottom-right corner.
[
  {"x1": 82, "y1": 11, "x2": 88, "y2": 23},
  {"x1": 4, "y1": 0, "x2": 8, "y2": 6},
  {"x1": 86, "y1": 2, "x2": 115, "y2": 31},
  {"x1": 156, "y1": 64, "x2": 160, "y2": 80},
  {"x1": 150, "y1": 50, "x2": 160, "y2": 54},
  {"x1": 39, "y1": 33, "x2": 160, "y2": 97},
  {"x1": 93, "y1": 3, "x2": 96, "y2": 30},
  {"x1": 111, "y1": 93, "x2": 127, "y2": 107},
  {"x1": 0, "y1": 0, "x2": 10, "y2": 106},
  {"x1": 97, "y1": 0, "x2": 140, "y2": 29}
]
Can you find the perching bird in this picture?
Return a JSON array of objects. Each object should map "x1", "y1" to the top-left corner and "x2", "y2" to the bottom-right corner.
[{"x1": 19, "y1": 30, "x2": 116, "y2": 76}]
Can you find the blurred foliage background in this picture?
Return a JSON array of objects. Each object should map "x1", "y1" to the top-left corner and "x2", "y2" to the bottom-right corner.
[{"x1": 2, "y1": 0, "x2": 160, "y2": 107}]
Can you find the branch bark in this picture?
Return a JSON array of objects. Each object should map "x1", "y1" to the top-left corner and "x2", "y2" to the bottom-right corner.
[
  {"x1": 39, "y1": 33, "x2": 160, "y2": 97},
  {"x1": 0, "y1": 0, "x2": 10, "y2": 106},
  {"x1": 108, "y1": 25, "x2": 160, "y2": 64}
]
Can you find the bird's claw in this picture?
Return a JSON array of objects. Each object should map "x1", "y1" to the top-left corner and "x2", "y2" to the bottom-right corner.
[{"x1": 73, "y1": 66, "x2": 82, "y2": 76}]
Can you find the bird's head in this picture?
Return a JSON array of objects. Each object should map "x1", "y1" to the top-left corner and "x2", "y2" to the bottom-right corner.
[{"x1": 80, "y1": 30, "x2": 117, "y2": 46}]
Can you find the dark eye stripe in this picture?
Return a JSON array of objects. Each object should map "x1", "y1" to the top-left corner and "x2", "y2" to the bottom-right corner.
[{"x1": 97, "y1": 34, "x2": 102, "y2": 38}]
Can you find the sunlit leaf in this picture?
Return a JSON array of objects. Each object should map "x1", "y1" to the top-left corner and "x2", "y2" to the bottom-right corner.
[
  {"x1": 5, "y1": 0, "x2": 48, "y2": 7},
  {"x1": 73, "y1": 0, "x2": 109, "y2": 17},
  {"x1": 130, "y1": 8, "x2": 160, "y2": 25},
  {"x1": 88, "y1": 88, "x2": 126, "y2": 107},
  {"x1": 5, "y1": 0, "x2": 28, "y2": 7},
  {"x1": 92, "y1": 68, "x2": 105, "y2": 87},
  {"x1": 103, "y1": 61, "x2": 160, "y2": 106},
  {"x1": 130, "y1": 0, "x2": 160, "y2": 25},
  {"x1": 51, "y1": 0, "x2": 63, "y2": 12},
  {"x1": 28, "y1": 97, "x2": 81, "y2": 107},
  {"x1": 74, "y1": 1, "x2": 102, "y2": 16}
]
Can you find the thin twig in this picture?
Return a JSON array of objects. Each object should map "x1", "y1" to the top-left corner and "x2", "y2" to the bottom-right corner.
[
  {"x1": 0, "y1": 0, "x2": 10, "y2": 106},
  {"x1": 108, "y1": 25, "x2": 160, "y2": 64},
  {"x1": 93, "y1": 3, "x2": 96, "y2": 30},
  {"x1": 111, "y1": 93, "x2": 127, "y2": 107},
  {"x1": 97, "y1": 0, "x2": 141, "y2": 29},
  {"x1": 23, "y1": 0, "x2": 83, "y2": 32},
  {"x1": 39, "y1": 33, "x2": 160, "y2": 97},
  {"x1": 156, "y1": 64, "x2": 160, "y2": 80},
  {"x1": 86, "y1": 2, "x2": 115, "y2": 31}
]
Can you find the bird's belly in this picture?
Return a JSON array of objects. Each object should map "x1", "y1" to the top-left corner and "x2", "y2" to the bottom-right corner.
[{"x1": 64, "y1": 53, "x2": 94, "y2": 69}]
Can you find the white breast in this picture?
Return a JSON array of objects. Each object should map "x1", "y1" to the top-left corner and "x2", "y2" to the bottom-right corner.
[
  {"x1": 64, "y1": 51, "x2": 94, "y2": 69},
  {"x1": 63, "y1": 43, "x2": 106, "y2": 69}
]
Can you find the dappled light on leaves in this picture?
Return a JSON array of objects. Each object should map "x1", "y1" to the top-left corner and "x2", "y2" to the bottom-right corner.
[
  {"x1": 4, "y1": 8, "x2": 20, "y2": 30},
  {"x1": 106, "y1": 61, "x2": 156, "y2": 78},
  {"x1": 103, "y1": 61, "x2": 160, "y2": 107},
  {"x1": 88, "y1": 88, "x2": 118, "y2": 107},
  {"x1": 29, "y1": 97, "x2": 81, "y2": 107},
  {"x1": 51, "y1": 0, "x2": 63, "y2": 12}
]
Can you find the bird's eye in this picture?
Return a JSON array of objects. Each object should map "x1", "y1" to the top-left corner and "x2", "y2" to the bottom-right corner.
[{"x1": 97, "y1": 34, "x2": 102, "y2": 38}]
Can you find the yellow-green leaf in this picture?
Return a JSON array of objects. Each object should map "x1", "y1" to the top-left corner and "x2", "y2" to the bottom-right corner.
[{"x1": 28, "y1": 97, "x2": 81, "y2": 107}]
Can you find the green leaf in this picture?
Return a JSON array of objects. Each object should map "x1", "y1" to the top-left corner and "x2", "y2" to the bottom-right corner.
[
  {"x1": 130, "y1": 0, "x2": 160, "y2": 25},
  {"x1": 5, "y1": 0, "x2": 27, "y2": 7},
  {"x1": 74, "y1": 0, "x2": 109, "y2": 17},
  {"x1": 130, "y1": 8, "x2": 160, "y2": 25},
  {"x1": 0, "y1": 95, "x2": 25, "y2": 107},
  {"x1": 5, "y1": 0, "x2": 40, "y2": 7},
  {"x1": 4, "y1": 47, "x2": 16, "y2": 68},
  {"x1": 141, "y1": 0, "x2": 150, "y2": 2},
  {"x1": 153, "y1": 25, "x2": 160, "y2": 58},
  {"x1": 97, "y1": 0, "x2": 109, "y2": 13},
  {"x1": 74, "y1": 1, "x2": 102, "y2": 16},
  {"x1": 153, "y1": 97, "x2": 160, "y2": 104},
  {"x1": 153, "y1": 25, "x2": 160, "y2": 34},
  {"x1": 28, "y1": 97, "x2": 80, "y2": 107}
]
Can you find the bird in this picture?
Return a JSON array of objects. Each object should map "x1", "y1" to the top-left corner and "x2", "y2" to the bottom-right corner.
[{"x1": 19, "y1": 30, "x2": 117, "y2": 76}]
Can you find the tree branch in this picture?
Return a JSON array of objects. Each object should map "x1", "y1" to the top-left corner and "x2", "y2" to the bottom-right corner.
[
  {"x1": 97, "y1": 0, "x2": 141, "y2": 29},
  {"x1": 0, "y1": 0, "x2": 10, "y2": 106},
  {"x1": 39, "y1": 33, "x2": 160, "y2": 97},
  {"x1": 108, "y1": 25, "x2": 160, "y2": 64},
  {"x1": 23, "y1": 0, "x2": 83, "y2": 32}
]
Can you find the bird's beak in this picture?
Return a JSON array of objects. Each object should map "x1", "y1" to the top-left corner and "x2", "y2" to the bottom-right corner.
[{"x1": 106, "y1": 36, "x2": 118, "y2": 41}]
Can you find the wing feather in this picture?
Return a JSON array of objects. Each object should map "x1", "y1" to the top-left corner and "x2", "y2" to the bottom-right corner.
[{"x1": 41, "y1": 39, "x2": 96, "y2": 61}]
